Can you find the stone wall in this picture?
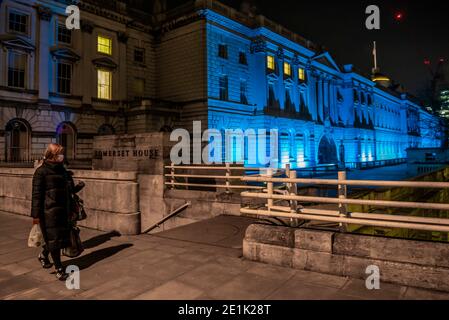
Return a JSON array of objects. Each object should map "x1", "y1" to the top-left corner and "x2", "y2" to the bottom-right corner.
[
  {"x1": 243, "y1": 224, "x2": 449, "y2": 292},
  {"x1": 0, "y1": 168, "x2": 140, "y2": 235},
  {"x1": 156, "y1": 20, "x2": 206, "y2": 103},
  {"x1": 0, "y1": 133, "x2": 246, "y2": 235},
  {"x1": 0, "y1": 166, "x2": 245, "y2": 235}
]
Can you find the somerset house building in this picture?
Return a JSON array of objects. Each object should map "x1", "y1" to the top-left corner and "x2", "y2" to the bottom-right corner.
[{"x1": 0, "y1": 0, "x2": 444, "y2": 169}]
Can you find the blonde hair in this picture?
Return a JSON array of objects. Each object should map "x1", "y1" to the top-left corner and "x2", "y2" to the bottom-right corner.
[
  {"x1": 36, "y1": 144, "x2": 64, "y2": 168},
  {"x1": 44, "y1": 143, "x2": 64, "y2": 161}
]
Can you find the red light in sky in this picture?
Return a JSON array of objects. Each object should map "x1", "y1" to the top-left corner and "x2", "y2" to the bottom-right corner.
[
  {"x1": 394, "y1": 12, "x2": 404, "y2": 21},
  {"x1": 424, "y1": 59, "x2": 431, "y2": 65}
]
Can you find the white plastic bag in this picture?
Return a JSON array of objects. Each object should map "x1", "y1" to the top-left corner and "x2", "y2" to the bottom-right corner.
[{"x1": 28, "y1": 224, "x2": 44, "y2": 247}]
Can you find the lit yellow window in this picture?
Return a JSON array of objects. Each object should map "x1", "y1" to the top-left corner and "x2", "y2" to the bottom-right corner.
[
  {"x1": 97, "y1": 35, "x2": 112, "y2": 55},
  {"x1": 97, "y1": 69, "x2": 111, "y2": 100},
  {"x1": 284, "y1": 62, "x2": 291, "y2": 77},
  {"x1": 298, "y1": 68, "x2": 306, "y2": 81},
  {"x1": 267, "y1": 55, "x2": 275, "y2": 70}
]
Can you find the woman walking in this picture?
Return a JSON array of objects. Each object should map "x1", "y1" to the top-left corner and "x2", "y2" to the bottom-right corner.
[{"x1": 31, "y1": 143, "x2": 83, "y2": 281}]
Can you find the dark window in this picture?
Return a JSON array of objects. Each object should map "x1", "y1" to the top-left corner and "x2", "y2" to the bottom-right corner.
[
  {"x1": 367, "y1": 94, "x2": 373, "y2": 105},
  {"x1": 425, "y1": 153, "x2": 437, "y2": 161},
  {"x1": 218, "y1": 44, "x2": 228, "y2": 59},
  {"x1": 56, "y1": 122, "x2": 76, "y2": 160},
  {"x1": 268, "y1": 84, "x2": 276, "y2": 108},
  {"x1": 361, "y1": 93, "x2": 366, "y2": 104},
  {"x1": 219, "y1": 75, "x2": 228, "y2": 100},
  {"x1": 285, "y1": 89, "x2": 294, "y2": 111},
  {"x1": 240, "y1": 80, "x2": 248, "y2": 104},
  {"x1": 9, "y1": 12, "x2": 28, "y2": 34},
  {"x1": 57, "y1": 24, "x2": 72, "y2": 44},
  {"x1": 353, "y1": 89, "x2": 359, "y2": 103},
  {"x1": 5, "y1": 119, "x2": 30, "y2": 162},
  {"x1": 98, "y1": 124, "x2": 115, "y2": 136},
  {"x1": 337, "y1": 89, "x2": 344, "y2": 102},
  {"x1": 134, "y1": 48, "x2": 145, "y2": 63},
  {"x1": 239, "y1": 52, "x2": 247, "y2": 65},
  {"x1": 8, "y1": 52, "x2": 26, "y2": 88},
  {"x1": 57, "y1": 62, "x2": 72, "y2": 94}
]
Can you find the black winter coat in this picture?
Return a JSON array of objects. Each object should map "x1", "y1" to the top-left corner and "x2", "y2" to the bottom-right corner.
[{"x1": 31, "y1": 161, "x2": 76, "y2": 251}]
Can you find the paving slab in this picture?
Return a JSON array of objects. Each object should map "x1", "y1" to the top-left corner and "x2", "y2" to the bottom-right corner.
[
  {"x1": 339, "y1": 278, "x2": 407, "y2": 300},
  {"x1": 175, "y1": 263, "x2": 242, "y2": 291},
  {"x1": 246, "y1": 264, "x2": 298, "y2": 282},
  {"x1": 0, "y1": 274, "x2": 43, "y2": 299},
  {"x1": 207, "y1": 273, "x2": 287, "y2": 300},
  {"x1": 290, "y1": 269, "x2": 350, "y2": 289},
  {"x1": 401, "y1": 287, "x2": 449, "y2": 300},
  {"x1": 266, "y1": 280, "x2": 360, "y2": 300},
  {"x1": 134, "y1": 280, "x2": 205, "y2": 300},
  {"x1": 76, "y1": 275, "x2": 164, "y2": 300}
]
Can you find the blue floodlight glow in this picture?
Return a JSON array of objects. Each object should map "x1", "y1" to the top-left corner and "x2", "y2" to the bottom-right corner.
[{"x1": 202, "y1": 9, "x2": 443, "y2": 168}]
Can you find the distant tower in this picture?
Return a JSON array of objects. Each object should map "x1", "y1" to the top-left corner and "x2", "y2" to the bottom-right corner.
[
  {"x1": 371, "y1": 41, "x2": 391, "y2": 88},
  {"x1": 437, "y1": 61, "x2": 449, "y2": 118},
  {"x1": 240, "y1": 0, "x2": 257, "y2": 18}
]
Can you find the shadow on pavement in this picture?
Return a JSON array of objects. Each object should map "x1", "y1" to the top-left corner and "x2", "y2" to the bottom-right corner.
[
  {"x1": 64, "y1": 243, "x2": 133, "y2": 270},
  {"x1": 82, "y1": 231, "x2": 121, "y2": 249}
]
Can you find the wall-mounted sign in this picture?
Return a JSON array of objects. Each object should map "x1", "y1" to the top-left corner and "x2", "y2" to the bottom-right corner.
[{"x1": 94, "y1": 148, "x2": 160, "y2": 160}]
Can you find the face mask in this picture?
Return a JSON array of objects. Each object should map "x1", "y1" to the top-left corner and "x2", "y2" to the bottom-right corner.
[{"x1": 56, "y1": 154, "x2": 65, "y2": 162}]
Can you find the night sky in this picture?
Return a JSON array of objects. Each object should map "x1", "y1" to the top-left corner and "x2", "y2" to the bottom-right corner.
[{"x1": 168, "y1": 0, "x2": 449, "y2": 100}]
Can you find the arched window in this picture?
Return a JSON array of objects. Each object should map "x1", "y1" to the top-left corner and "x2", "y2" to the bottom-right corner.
[
  {"x1": 5, "y1": 119, "x2": 31, "y2": 162},
  {"x1": 56, "y1": 122, "x2": 76, "y2": 160},
  {"x1": 98, "y1": 124, "x2": 115, "y2": 136}
]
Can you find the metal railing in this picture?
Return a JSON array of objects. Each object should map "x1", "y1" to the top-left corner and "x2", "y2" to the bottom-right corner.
[
  {"x1": 163, "y1": 163, "x2": 449, "y2": 232},
  {"x1": 240, "y1": 166, "x2": 449, "y2": 233},
  {"x1": 164, "y1": 163, "x2": 290, "y2": 192}
]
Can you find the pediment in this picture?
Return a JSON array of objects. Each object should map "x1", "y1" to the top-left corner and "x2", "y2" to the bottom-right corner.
[
  {"x1": 0, "y1": 35, "x2": 35, "y2": 52},
  {"x1": 92, "y1": 57, "x2": 118, "y2": 69},
  {"x1": 284, "y1": 77, "x2": 294, "y2": 88},
  {"x1": 312, "y1": 52, "x2": 341, "y2": 72},
  {"x1": 50, "y1": 47, "x2": 81, "y2": 62}
]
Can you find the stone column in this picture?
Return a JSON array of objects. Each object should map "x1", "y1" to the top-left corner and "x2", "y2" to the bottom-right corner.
[
  {"x1": 331, "y1": 82, "x2": 338, "y2": 123},
  {"x1": 276, "y1": 48, "x2": 285, "y2": 110},
  {"x1": 322, "y1": 78, "x2": 330, "y2": 122},
  {"x1": 37, "y1": 6, "x2": 52, "y2": 105}
]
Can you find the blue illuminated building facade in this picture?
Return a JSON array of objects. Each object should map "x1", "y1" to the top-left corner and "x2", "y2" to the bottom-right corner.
[{"x1": 201, "y1": 3, "x2": 443, "y2": 168}]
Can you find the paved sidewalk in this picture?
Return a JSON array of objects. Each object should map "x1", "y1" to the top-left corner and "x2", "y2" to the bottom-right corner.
[{"x1": 1, "y1": 211, "x2": 448, "y2": 300}]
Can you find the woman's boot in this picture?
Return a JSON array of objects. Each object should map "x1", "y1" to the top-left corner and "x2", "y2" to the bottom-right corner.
[
  {"x1": 55, "y1": 267, "x2": 69, "y2": 281},
  {"x1": 38, "y1": 251, "x2": 53, "y2": 269}
]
